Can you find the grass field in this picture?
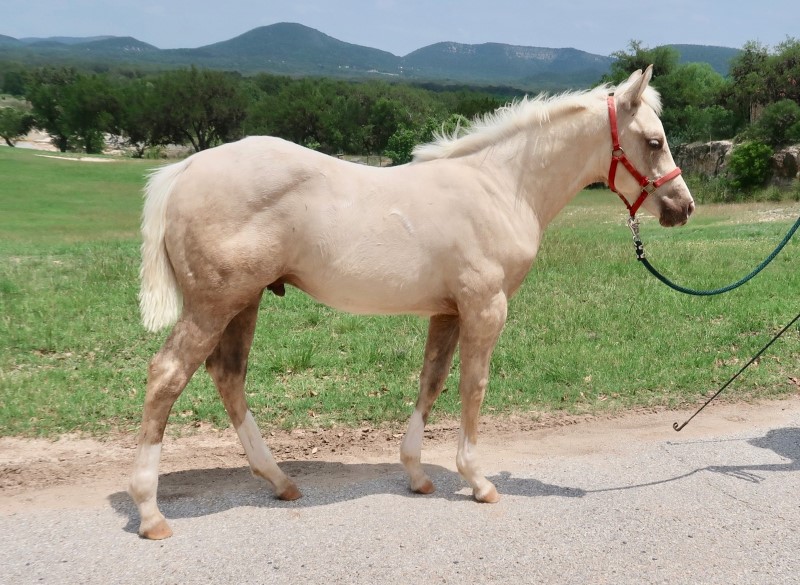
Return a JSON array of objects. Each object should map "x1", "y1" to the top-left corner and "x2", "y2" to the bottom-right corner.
[{"x1": 1, "y1": 146, "x2": 798, "y2": 437}]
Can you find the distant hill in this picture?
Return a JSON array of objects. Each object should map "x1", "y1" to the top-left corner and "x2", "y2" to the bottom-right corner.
[
  {"x1": 402, "y1": 42, "x2": 612, "y2": 87},
  {"x1": 0, "y1": 23, "x2": 741, "y2": 89},
  {"x1": 188, "y1": 23, "x2": 399, "y2": 75},
  {"x1": 668, "y1": 44, "x2": 741, "y2": 76},
  {"x1": 20, "y1": 35, "x2": 117, "y2": 45},
  {"x1": 0, "y1": 34, "x2": 23, "y2": 47},
  {"x1": 73, "y1": 36, "x2": 159, "y2": 55}
]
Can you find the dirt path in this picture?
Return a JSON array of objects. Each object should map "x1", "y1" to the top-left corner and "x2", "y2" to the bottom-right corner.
[{"x1": 3, "y1": 396, "x2": 798, "y2": 515}]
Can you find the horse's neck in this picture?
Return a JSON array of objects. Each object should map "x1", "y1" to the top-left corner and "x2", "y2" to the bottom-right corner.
[{"x1": 492, "y1": 105, "x2": 608, "y2": 228}]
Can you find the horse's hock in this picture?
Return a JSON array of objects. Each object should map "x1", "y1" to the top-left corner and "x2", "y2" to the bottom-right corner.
[{"x1": 674, "y1": 141, "x2": 800, "y2": 185}]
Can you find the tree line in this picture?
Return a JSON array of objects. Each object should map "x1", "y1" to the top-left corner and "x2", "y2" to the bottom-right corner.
[
  {"x1": 0, "y1": 65, "x2": 503, "y2": 163},
  {"x1": 1, "y1": 38, "x2": 799, "y2": 164}
]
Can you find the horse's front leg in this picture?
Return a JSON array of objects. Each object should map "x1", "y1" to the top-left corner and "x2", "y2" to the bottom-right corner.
[{"x1": 456, "y1": 292, "x2": 508, "y2": 503}]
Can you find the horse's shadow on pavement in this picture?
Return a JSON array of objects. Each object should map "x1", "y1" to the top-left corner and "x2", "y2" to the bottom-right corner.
[
  {"x1": 109, "y1": 426, "x2": 800, "y2": 534},
  {"x1": 109, "y1": 459, "x2": 583, "y2": 534}
]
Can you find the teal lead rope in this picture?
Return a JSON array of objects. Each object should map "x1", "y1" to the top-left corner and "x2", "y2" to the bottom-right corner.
[
  {"x1": 625, "y1": 214, "x2": 800, "y2": 431},
  {"x1": 628, "y1": 215, "x2": 800, "y2": 296}
]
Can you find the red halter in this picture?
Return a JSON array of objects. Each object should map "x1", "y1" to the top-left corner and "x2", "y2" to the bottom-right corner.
[{"x1": 607, "y1": 96, "x2": 682, "y2": 217}]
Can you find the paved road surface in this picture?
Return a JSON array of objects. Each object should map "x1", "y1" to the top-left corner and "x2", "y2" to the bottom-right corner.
[{"x1": 3, "y1": 398, "x2": 800, "y2": 584}]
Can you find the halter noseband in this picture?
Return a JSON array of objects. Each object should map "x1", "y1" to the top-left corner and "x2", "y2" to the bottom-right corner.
[{"x1": 607, "y1": 95, "x2": 682, "y2": 217}]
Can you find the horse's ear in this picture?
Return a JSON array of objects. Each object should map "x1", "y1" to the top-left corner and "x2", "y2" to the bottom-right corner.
[{"x1": 616, "y1": 64, "x2": 654, "y2": 110}]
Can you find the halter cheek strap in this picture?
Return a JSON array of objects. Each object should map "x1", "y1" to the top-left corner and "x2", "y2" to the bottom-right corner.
[{"x1": 607, "y1": 96, "x2": 682, "y2": 217}]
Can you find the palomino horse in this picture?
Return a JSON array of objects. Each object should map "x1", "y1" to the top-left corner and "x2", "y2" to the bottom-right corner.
[{"x1": 129, "y1": 66, "x2": 694, "y2": 539}]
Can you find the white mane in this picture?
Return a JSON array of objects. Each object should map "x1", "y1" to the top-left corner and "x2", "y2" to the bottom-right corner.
[{"x1": 412, "y1": 83, "x2": 662, "y2": 162}]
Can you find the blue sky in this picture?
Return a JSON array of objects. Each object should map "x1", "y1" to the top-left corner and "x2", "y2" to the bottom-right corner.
[{"x1": 2, "y1": 0, "x2": 797, "y2": 56}]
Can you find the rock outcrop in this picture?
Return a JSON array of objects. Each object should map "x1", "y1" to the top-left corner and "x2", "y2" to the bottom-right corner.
[
  {"x1": 672, "y1": 141, "x2": 800, "y2": 186},
  {"x1": 771, "y1": 145, "x2": 800, "y2": 185},
  {"x1": 673, "y1": 140, "x2": 733, "y2": 178}
]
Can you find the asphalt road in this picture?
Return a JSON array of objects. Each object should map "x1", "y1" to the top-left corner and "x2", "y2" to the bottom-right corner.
[{"x1": 3, "y1": 398, "x2": 800, "y2": 584}]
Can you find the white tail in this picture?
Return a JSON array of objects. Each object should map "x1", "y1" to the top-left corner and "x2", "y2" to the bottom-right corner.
[{"x1": 139, "y1": 160, "x2": 189, "y2": 332}]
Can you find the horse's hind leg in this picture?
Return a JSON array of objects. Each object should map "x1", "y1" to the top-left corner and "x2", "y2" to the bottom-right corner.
[
  {"x1": 128, "y1": 311, "x2": 228, "y2": 539},
  {"x1": 401, "y1": 314, "x2": 459, "y2": 494},
  {"x1": 205, "y1": 296, "x2": 300, "y2": 501}
]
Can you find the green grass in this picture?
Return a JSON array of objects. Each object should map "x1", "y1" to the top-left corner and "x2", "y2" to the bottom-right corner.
[
  {"x1": 1, "y1": 146, "x2": 799, "y2": 437},
  {"x1": 0, "y1": 147, "x2": 153, "y2": 243}
]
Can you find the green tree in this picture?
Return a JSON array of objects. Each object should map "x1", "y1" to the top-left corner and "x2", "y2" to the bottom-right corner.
[
  {"x1": 26, "y1": 67, "x2": 78, "y2": 152},
  {"x1": 453, "y1": 93, "x2": 503, "y2": 120},
  {"x1": 657, "y1": 62, "x2": 725, "y2": 109},
  {"x1": 724, "y1": 41, "x2": 770, "y2": 123},
  {"x1": 749, "y1": 99, "x2": 800, "y2": 146},
  {"x1": 114, "y1": 78, "x2": 162, "y2": 157},
  {"x1": 61, "y1": 73, "x2": 119, "y2": 153},
  {"x1": 149, "y1": 67, "x2": 247, "y2": 152},
  {"x1": 262, "y1": 78, "x2": 328, "y2": 148},
  {"x1": 0, "y1": 105, "x2": 35, "y2": 147},
  {"x1": 25, "y1": 68, "x2": 119, "y2": 153},
  {"x1": 368, "y1": 97, "x2": 404, "y2": 153},
  {"x1": 657, "y1": 63, "x2": 739, "y2": 143},
  {"x1": 601, "y1": 40, "x2": 679, "y2": 85},
  {"x1": 1, "y1": 70, "x2": 28, "y2": 96},
  {"x1": 765, "y1": 38, "x2": 800, "y2": 104}
]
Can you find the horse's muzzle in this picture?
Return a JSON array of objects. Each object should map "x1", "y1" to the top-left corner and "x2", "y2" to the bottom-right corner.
[{"x1": 659, "y1": 199, "x2": 695, "y2": 227}]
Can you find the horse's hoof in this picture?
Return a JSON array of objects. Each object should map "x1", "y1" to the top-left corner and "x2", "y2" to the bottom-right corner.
[
  {"x1": 277, "y1": 482, "x2": 302, "y2": 501},
  {"x1": 474, "y1": 484, "x2": 500, "y2": 504},
  {"x1": 411, "y1": 478, "x2": 436, "y2": 495},
  {"x1": 139, "y1": 518, "x2": 173, "y2": 540}
]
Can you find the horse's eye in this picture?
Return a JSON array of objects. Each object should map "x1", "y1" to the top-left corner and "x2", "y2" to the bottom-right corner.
[{"x1": 647, "y1": 139, "x2": 662, "y2": 150}]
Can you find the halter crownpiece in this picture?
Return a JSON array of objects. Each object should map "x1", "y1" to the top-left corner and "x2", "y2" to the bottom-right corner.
[{"x1": 606, "y1": 96, "x2": 682, "y2": 217}]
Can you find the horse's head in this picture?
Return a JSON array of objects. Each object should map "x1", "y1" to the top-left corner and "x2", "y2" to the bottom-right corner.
[{"x1": 608, "y1": 66, "x2": 695, "y2": 227}]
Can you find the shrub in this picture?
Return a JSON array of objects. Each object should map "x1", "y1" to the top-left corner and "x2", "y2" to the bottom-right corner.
[
  {"x1": 685, "y1": 174, "x2": 728, "y2": 203},
  {"x1": 751, "y1": 99, "x2": 800, "y2": 147},
  {"x1": 384, "y1": 114, "x2": 470, "y2": 165},
  {"x1": 383, "y1": 126, "x2": 418, "y2": 165},
  {"x1": 765, "y1": 186, "x2": 783, "y2": 202},
  {"x1": 727, "y1": 141, "x2": 773, "y2": 192}
]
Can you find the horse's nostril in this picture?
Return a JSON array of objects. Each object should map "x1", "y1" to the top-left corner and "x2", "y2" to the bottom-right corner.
[{"x1": 688, "y1": 201, "x2": 696, "y2": 216}]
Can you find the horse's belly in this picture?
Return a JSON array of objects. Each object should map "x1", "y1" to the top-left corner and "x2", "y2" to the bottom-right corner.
[{"x1": 287, "y1": 272, "x2": 451, "y2": 317}]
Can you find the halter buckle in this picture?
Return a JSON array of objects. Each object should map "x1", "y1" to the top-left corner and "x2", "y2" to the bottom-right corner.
[{"x1": 627, "y1": 216, "x2": 641, "y2": 240}]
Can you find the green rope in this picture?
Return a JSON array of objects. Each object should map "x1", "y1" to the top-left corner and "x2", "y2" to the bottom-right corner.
[{"x1": 632, "y1": 215, "x2": 800, "y2": 296}]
